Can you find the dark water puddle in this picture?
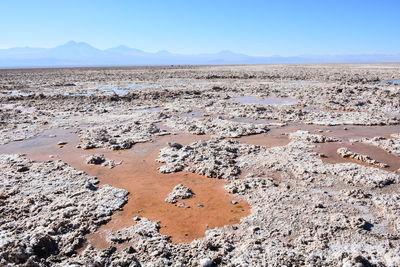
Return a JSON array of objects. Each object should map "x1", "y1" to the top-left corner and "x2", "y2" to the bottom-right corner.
[
  {"x1": 230, "y1": 96, "x2": 298, "y2": 105},
  {"x1": 0, "y1": 129, "x2": 250, "y2": 248}
]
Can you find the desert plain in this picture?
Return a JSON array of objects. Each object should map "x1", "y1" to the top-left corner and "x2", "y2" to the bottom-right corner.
[{"x1": 1, "y1": 63, "x2": 400, "y2": 266}]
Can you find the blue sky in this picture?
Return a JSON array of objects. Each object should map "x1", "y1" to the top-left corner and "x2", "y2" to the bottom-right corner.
[{"x1": 1, "y1": 0, "x2": 399, "y2": 56}]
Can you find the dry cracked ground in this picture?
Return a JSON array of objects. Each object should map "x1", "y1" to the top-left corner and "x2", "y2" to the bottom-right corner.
[{"x1": 1, "y1": 64, "x2": 400, "y2": 266}]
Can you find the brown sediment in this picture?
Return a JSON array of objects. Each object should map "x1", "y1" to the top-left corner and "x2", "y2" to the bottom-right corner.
[
  {"x1": 235, "y1": 123, "x2": 400, "y2": 172},
  {"x1": 0, "y1": 129, "x2": 250, "y2": 248},
  {"x1": 238, "y1": 132, "x2": 291, "y2": 147},
  {"x1": 314, "y1": 142, "x2": 400, "y2": 172},
  {"x1": 238, "y1": 123, "x2": 400, "y2": 148}
]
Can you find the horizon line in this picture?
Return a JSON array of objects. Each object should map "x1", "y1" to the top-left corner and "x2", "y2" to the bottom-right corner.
[{"x1": 1, "y1": 40, "x2": 400, "y2": 58}]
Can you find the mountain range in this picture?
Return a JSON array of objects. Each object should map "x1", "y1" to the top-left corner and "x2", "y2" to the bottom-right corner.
[{"x1": 0, "y1": 41, "x2": 399, "y2": 68}]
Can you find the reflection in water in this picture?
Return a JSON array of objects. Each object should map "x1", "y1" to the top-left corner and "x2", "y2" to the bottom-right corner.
[{"x1": 388, "y1": 79, "x2": 400, "y2": 85}]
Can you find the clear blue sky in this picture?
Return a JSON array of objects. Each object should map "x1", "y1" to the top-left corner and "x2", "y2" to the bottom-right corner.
[{"x1": 1, "y1": 0, "x2": 399, "y2": 56}]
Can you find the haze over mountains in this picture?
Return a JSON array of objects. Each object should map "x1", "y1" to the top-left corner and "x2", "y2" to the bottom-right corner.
[{"x1": 0, "y1": 41, "x2": 399, "y2": 68}]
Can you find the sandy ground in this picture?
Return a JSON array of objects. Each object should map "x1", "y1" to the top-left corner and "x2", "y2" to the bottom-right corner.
[{"x1": 0, "y1": 63, "x2": 400, "y2": 266}]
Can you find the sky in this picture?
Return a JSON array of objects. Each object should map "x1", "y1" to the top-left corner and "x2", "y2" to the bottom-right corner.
[{"x1": 1, "y1": 0, "x2": 399, "y2": 56}]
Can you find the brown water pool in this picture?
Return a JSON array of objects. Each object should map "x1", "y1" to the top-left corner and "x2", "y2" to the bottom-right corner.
[{"x1": 0, "y1": 129, "x2": 250, "y2": 249}]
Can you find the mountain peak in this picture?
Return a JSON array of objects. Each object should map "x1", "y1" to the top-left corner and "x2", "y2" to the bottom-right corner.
[
  {"x1": 114, "y1": 45, "x2": 130, "y2": 49},
  {"x1": 217, "y1": 50, "x2": 236, "y2": 55},
  {"x1": 107, "y1": 45, "x2": 145, "y2": 54},
  {"x1": 49, "y1": 41, "x2": 101, "y2": 59},
  {"x1": 65, "y1": 40, "x2": 78, "y2": 45},
  {"x1": 58, "y1": 41, "x2": 95, "y2": 49}
]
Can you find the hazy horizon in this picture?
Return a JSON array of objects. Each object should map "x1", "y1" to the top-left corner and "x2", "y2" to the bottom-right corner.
[
  {"x1": 5, "y1": 40, "x2": 400, "y2": 57},
  {"x1": 1, "y1": 0, "x2": 400, "y2": 57},
  {"x1": 1, "y1": 40, "x2": 400, "y2": 68}
]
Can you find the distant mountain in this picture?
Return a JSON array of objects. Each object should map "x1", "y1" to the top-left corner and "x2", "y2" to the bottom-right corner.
[
  {"x1": 106, "y1": 45, "x2": 146, "y2": 56},
  {"x1": 0, "y1": 41, "x2": 399, "y2": 68},
  {"x1": 46, "y1": 41, "x2": 104, "y2": 59}
]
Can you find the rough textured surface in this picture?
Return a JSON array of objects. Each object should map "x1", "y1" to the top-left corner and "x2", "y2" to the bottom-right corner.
[
  {"x1": 165, "y1": 184, "x2": 195, "y2": 203},
  {"x1": 391, "y1": 133, "x2": 400, "y2": 139},
  {"x1": 1, "y1": 64, "x2": 400, "y2": 266},
  {"x1": 165, "y1": 116, "x2": 270, "y2": 138},
  {"x1": 158, "y1": 139, "x2": 260, "y2": 179},
  {"x1": 289, "y1": 130, "x2": 339, "y2": 143},
  {"x1": 78, "y1": 121, "x2": 169, "y2": 150},
  {"x1": 337, "y1": 147, "x2": 389, "y2": 168},
  {"x1": 86, "y1": 154, "x2": 122, "y2": 168},
  {"x1": 0, "y1": 154, "x2": 128, "y2": 266}
]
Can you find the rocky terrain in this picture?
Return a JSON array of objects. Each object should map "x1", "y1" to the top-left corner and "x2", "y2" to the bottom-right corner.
[
  {"x1": 0, "y1": 154, "x2": 128, "y2": 266},
  {"x1": 86, "y1": 154, "x2": 122, "y2": 168},
  {"x1": 77, "y1": 121, "x2": 170, "y2": 150},
  {"x1": 1, "y1": 63, "x2": 400, "y2": 266},
  {"x1": 164, "y1": 117, "x2": 270, "y2": 138},
  {"x1": 165, "y1": 184, "x2": 195, "y2": 204}
]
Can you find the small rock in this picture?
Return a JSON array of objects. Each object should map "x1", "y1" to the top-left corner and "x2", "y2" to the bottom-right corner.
[
  {"x1": 86, "y1": 154, "x2": 106, "y2": 165},
  {"x1": 0, "y1": 194, "x2": 9, "y2": 200},
  {"x1": 165, "y1": 184, "x2": 194, "y2": 203},
  {"x1": 168, "y1": 142, "x2": 183, "y2": 149},
  {"x1": 199, "y1": 258, "x2": 213, "y2": 267},
  {"x1": 17, "y1": 166, "x2": 29, "y2": 172},
  {"x1": 57, "y1": 141, "x2": 68, "y2": 145},
  {"x1": 231, "y1": 200, "x2": 238, "y2": 205},
  {"x1": 85, "y1": 182, "x2": 97, "y2": 191}
]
